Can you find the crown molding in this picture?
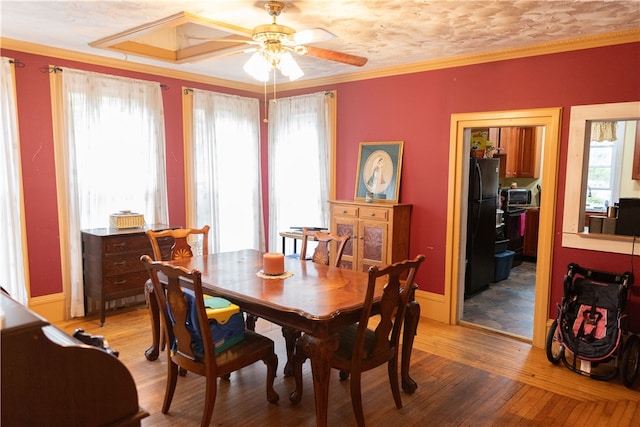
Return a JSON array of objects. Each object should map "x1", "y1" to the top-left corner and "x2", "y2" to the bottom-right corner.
[
  {"x1": 279, "y1": 28, "x2": 640, "y2": 90},
  {"x1": 2, "y1": 28, "x2": 638, "y2": 94},
  {"x1": 0, "y1": 37, "x2": 259, "y2": 93}
]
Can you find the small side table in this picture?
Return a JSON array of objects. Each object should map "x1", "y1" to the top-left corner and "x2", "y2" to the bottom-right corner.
[{"x1": 279, "y1": 228, "x2": 327, "y2": 255}]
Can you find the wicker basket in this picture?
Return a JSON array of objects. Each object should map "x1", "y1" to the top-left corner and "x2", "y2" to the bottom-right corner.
[{"x1": 109, "y1": 212, "x2": 145, "y2": 229}]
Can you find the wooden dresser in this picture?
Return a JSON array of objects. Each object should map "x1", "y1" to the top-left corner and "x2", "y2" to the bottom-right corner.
[
  {"x1": 329, "y1": 200, "x2": 411, "y2": 272},
  {"x1": 82, "y1": 224, "x2": 174, "y2": 325},
  {"x1": 1, "y1": 292, "x2": 148, "y2": 426}
]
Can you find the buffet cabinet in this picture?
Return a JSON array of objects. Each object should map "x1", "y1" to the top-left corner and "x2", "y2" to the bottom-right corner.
[
  {"x1": 82, "y1": 224, "x2": 174, "y2": 325},
  {"x1": 329, "y1": 200, "x2": 411, "y2": 272}
]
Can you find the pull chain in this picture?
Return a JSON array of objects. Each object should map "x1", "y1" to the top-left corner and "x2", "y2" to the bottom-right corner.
[{"x1": 263, "y1": 79, "x2": 268, "y2": 123}]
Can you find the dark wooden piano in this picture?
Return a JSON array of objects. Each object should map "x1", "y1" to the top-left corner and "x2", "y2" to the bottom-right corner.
[{"x1": 1, "y1": 292, "x2": 148, "y2": 426}]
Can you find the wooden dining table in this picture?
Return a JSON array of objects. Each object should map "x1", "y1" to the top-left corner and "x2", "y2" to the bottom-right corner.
[{"x1": 144, "y1": 249, "x2": 420, "y2": 427}]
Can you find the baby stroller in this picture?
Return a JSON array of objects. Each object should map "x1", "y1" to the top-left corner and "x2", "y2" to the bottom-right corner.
[{"x1": 546, "y1": 263, "x2": 639, "y2": 388}]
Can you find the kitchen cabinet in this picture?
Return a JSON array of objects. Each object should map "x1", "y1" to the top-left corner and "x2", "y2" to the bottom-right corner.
[
  {"x1": 82, "y1": 224, "x2": 174, "y2": 325},
  {"x1": 498, "y1": 127, "x2": 541, "y2": 178},
  {"x1": 329, "y1": 200, "x2": 411, "y2": 272},
  {"x1": 523, "y1": 208, "x2": 540, "y2": 258}
]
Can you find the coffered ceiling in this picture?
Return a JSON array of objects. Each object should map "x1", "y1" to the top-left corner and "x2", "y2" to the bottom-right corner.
[{"x1": 1, "y1": 1, "x2": 639, "y2": 89}]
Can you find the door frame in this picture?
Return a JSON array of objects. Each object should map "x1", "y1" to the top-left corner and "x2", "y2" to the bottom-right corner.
[{"x1": 444, "y1": 108, "x2": 562, "y2": 348}]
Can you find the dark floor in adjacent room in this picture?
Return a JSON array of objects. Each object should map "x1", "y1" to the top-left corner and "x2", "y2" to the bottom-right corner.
[{"x1": 462, "y1": 260, "x2": 536, "y2": 339}]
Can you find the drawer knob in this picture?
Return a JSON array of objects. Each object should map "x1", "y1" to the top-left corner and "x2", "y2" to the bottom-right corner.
[
  {"x1": 342, "y1": 210, "x2": 348, "y2": 214},
  {"x1": 370, "y1": 213, "x2": 376, "y2": 217},
  {"x1": 114, "y1": 242, "x2": 126, "y2": 248},
  {"x1": 114, "y1": 261, "x2": 126, "y2": 266},
  {"x1": 114, "y1": 280, "x2": 127, "y2": 285}
]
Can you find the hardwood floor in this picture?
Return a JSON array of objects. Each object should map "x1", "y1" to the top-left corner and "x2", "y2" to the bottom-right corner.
[{"x1": 55, "y1": 306, "x2": 640, "y2": 426}]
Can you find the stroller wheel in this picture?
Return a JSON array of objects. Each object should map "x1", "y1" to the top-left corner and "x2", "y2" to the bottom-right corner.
[
  {"x1": 546, "y1": 319, "x2": 564, "y2": 364},
  {"x1": 620, "y1": 334, "x2": 640, "y2": 388}
]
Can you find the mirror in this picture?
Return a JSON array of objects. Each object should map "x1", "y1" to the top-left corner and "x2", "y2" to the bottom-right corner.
[
  {"x1": 562, "y1": 101, "x2": 640, "y2": 255},
  {"x1": 585, "y1": 120, "x2": 639, "y2": 213}
]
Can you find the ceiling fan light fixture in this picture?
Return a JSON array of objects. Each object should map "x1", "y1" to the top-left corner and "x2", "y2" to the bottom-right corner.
[
  {"x1": 243, "y1": 51, "x2": 271, "y2": 82},
  {"x1": 279, "y1": 51, "x2": 304, "y2": 81}
]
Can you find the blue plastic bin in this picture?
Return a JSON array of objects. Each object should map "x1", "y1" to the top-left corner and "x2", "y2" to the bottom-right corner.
[{"x1": 494, "y1": 250, "x2": 515, "y2": 282}]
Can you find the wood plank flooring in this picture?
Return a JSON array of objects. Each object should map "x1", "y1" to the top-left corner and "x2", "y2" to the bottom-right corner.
[{"x1": 54, "y1": 307, "x2": 640, "y2": 426}]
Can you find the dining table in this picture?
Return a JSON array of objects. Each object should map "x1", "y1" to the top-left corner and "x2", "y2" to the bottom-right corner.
[{"x1": 144, "y1": 249, "x2": 420, "y2": 427}]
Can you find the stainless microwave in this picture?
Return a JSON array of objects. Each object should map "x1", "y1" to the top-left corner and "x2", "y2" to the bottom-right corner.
[{"x1": 501, "y1": 188, "x2": 532, "y2": 206}]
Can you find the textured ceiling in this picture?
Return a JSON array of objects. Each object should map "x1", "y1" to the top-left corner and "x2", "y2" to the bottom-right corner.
[{"x1": 1, "y1": 1, "x2": 639, "y2": 87}]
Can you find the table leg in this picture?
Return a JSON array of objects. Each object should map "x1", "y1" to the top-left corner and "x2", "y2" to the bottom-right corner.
[
  {"x1": 282, "y1": 236, "x2": 286, "y2": 255},
  {"x1": 144, "y1": 281, "x2": 161, "y2": 361},
  {"x1": 401, "y1": 299, "x2": 420, "y2": 393},
  {"x1": 290, "y1": 333, "x2": 339, "y2": 427}
]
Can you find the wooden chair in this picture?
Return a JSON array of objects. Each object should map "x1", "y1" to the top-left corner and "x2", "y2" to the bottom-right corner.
[
  {"x1": 141, "y1": 255, "x2": 279, "y2": 427},
  {"x1": 299, "y1": 227, "x2": 350, "y2": 267},
  {"x1": 280, "y1": 227, "x2": 351, "y2": 376},
  {"x1": 144, "y1": 225, "x2": 210, "y2": 360},
  {"x1": 147, "y1": 225, "x2": 210, "y2": 261},
  {"x1": 292, "y1": 254, "x2": 425, "y2": 427}
]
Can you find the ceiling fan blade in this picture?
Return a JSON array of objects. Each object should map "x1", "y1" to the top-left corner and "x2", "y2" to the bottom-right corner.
[
  {"x1": 304, "y1": 46, "x2": 368, "y2": 67},
  {"x1": 292, "y1": 28, "x2": 336, "y2": 45}
]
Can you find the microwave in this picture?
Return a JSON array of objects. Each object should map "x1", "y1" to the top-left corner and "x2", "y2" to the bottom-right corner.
[{"x1": 501, "y1": 188, "x2": 532, "y2": 207}]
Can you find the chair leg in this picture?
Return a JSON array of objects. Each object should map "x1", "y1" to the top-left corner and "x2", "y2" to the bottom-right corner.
[
  {"x1": 388, "y1": 357, "x2": 402, "y2": 409},
  {"x1": 289, "y1": 338, "x2": 308, "y2": 404},
  {"x1": 349, "y1": 371, "x2": 366, "y2": 427},
  {"x1": 162, "y1": 360, "x2": 179, "y2": 414},
  {"x1": 201, "y1": 371, "x2": 217, "y2": 427},
  {"x1": 282, "y1": 326, "x2": 301, "y2": 377},
  {"x1": 263, "y1": 352, "x2": 280, "y2": 403},
  {"x1": 246, "y1": 313, "x2": 258, "y2": 331}
]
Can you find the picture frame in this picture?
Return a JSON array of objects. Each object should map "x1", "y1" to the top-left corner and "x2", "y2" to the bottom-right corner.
[{"x1": 354, "y1": 141, "x2": 404, "y2": 203}]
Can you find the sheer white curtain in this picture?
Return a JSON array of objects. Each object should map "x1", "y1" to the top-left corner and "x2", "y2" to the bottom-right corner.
[
  {"x1": 0, "y1": 57, "x2": 29, "y2": 304},
  {"x1": 55, "y1": 68, "x2": 168, "y2": 317},
  {"x1": 268, "y1": 91, "x2": 331, "y2": 252},
  {"x1": 191, "y1": 89, "x2": 264, "y2": 252}
]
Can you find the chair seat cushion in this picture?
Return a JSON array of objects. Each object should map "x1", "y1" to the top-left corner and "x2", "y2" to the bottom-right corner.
[{"x1": 336, "y1": 323, "x2": 376, "y2": 360}]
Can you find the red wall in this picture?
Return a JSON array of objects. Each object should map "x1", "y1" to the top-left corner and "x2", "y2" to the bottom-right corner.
[{"x1": 3, "y1": 43, "x2": 639, "y2": 320}]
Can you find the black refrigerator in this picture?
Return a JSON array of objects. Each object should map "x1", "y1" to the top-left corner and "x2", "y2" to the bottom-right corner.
[{"x1": 465, "y1": 157, "x2": 500, "y2": 297}]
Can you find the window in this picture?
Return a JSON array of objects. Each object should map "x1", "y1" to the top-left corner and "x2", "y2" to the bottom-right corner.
[
  {"x1": 0, "y1": 57, "x2": 29, "y2": 304},
  {"x1": 185, "y1": 89, "x2": 264, "y2": 252},
  {"x1": 52, "y1": 68, "x2": 167, "y2": 317},
  {"x1": 268, "y1": 91, "x2": 335, "y2": 253}
]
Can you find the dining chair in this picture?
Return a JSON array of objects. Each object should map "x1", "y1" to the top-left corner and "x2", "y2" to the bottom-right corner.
[
  {"x1": 141, "y1": 255, "x2": 279, "y2": 427},
  {"x1": 292, "y1": 254, "x2": 425, "y2": 427},
  {"x1": 145, "y1": 225, "x2": 210, "y2": 355},
  {"x1": 147, "y1": 225, "x2": 210, "y2": 261},
  {"x1": 279, "y1": 227, "x2": 351, "y2": 376},
  {"x1": 299, "y1": 227, "x2": 350, "y2": 267}
]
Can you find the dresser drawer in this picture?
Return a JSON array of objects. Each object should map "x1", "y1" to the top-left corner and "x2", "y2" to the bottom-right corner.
[
  {"x1": 359, "y1": 207, "x2": 389, "y2": 220},
  {"x1": 333, "y1": 205, "x2": 359, "y2": 217},
  {"x1": 102, "y1": 270, "x2": 150, "y2": 294},
  {"x1": 104, "y1": 249, "x2": 149, "y2": 276},
  {"x1": 104, "y1": 234, "x2": 151, "y2": 253}
]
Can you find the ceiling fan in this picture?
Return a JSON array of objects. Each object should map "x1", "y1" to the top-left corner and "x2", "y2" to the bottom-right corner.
[
  {"x1": 90, "y1": 1, "x2": 367, "y2": 82},
  {"x1": 245, "y1": 1, "x2": 368, "y2": 66},
  {"x1": 190, "y1": 1, "x2": 367, "y2": 81}
]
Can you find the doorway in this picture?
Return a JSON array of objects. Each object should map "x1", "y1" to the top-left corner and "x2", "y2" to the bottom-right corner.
[
  {"x1": 462, "y1": 126, "x2": 543, "y2": 340},
  {"x1": 445, "y1": 108, "x2": 562, "y2": 348}
]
